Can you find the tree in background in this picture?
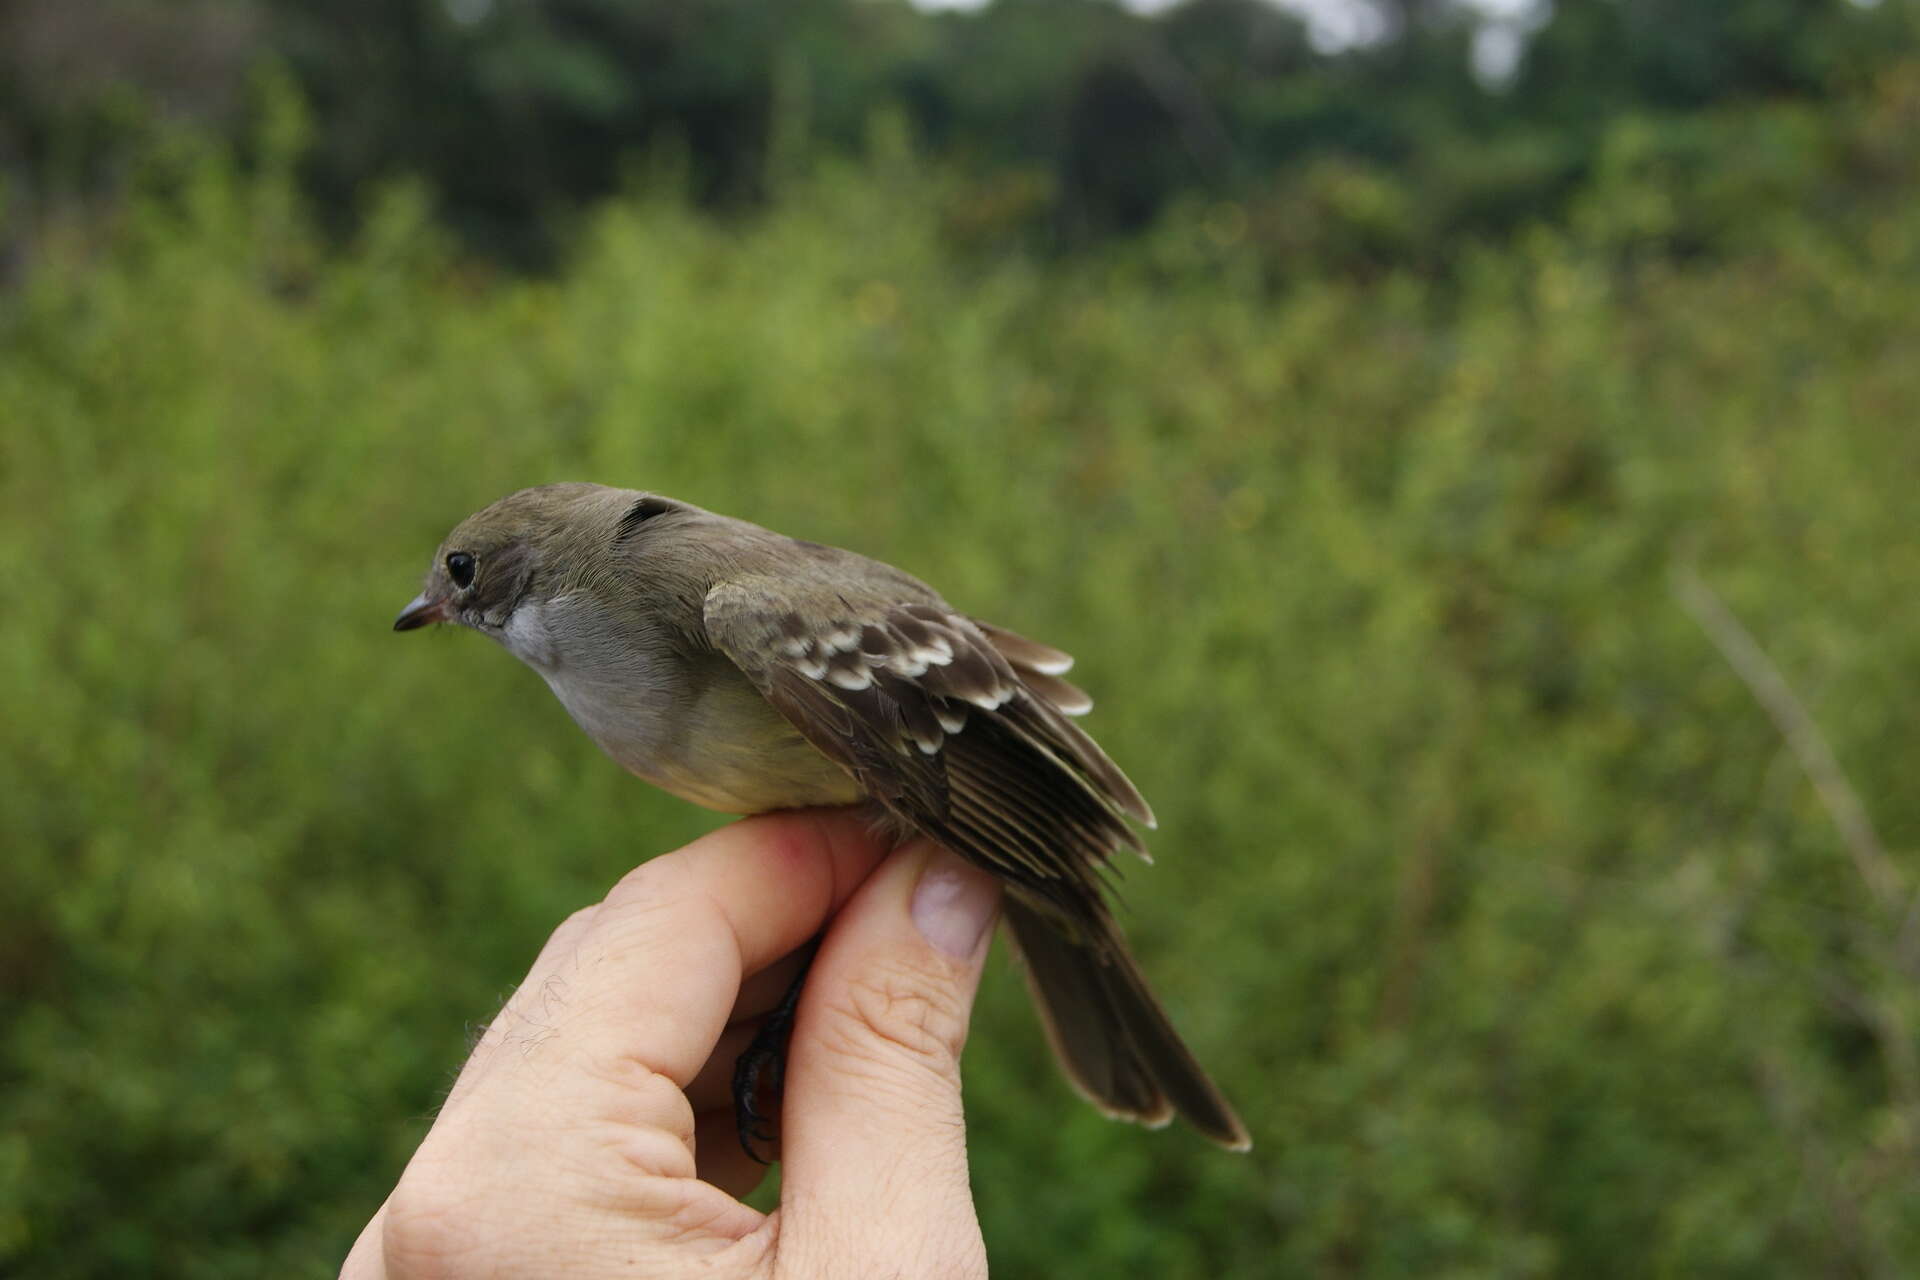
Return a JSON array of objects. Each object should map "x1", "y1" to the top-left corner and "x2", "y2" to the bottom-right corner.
[{"x1": 2, "y1": 0, "x2": 1916, "y2": 266}]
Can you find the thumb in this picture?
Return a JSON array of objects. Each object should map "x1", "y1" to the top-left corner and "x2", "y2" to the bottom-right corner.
[{"x1": 774, "y1": 840, "x2": 999, "y2": 1279}]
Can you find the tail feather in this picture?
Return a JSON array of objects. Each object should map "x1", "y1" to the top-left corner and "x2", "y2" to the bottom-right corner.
[{"x1": 1002, "y1": 898, "x2": 1251, "y2": 1151}]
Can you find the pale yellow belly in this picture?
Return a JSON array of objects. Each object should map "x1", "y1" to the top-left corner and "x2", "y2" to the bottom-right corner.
[
  {"x1": 616, "y1": 675, "x2": 863, "y2": 815},
  {"x1": 633, "y1": 733, "x2": 864, "y2": 815}
]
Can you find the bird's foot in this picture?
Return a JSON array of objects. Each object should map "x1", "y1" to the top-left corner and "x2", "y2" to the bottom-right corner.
[{"x1": 732, "y1": 946, "x2": 816, "y2": 1163}]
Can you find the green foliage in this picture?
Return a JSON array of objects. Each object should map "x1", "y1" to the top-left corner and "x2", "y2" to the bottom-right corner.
[
  {"x1": 5, "y1": 102, "x2": 1920, "y2": 1276},
  {"x1": 8, "y1": 0, "x2": 1918, "y2": 267}
]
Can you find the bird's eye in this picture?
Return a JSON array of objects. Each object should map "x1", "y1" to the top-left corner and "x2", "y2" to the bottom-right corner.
[{"x1": 446, "y1": 551, "x2": 476, "y2": 589}]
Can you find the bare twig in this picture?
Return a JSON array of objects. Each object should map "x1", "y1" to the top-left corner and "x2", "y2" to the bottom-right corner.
[
  {"x1": 1680, "y1": 558, "x2": 1918, "y2": 1270},
  {"x1": 1671, "y1": 560, "x2": 1902, "y2": 912}
]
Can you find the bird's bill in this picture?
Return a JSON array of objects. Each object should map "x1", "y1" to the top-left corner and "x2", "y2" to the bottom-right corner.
[{"x1": 392, "y1": 593, "x2": 450, "y2": 632}]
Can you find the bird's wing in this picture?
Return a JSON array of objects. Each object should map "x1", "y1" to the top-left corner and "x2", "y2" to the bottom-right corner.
[{"x1": 703, "y1": 575, "x2": 1153, "y2": 927}]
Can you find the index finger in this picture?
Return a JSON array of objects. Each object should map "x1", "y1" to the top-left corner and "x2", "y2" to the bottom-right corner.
[{"x1": 517, "y1": 808, "x2": 893, "y2": 1090}]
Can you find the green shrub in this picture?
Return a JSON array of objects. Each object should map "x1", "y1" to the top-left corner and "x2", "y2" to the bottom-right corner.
[{"x1": 3, "y1": 135, "x2": 1916, "y2": 1276}]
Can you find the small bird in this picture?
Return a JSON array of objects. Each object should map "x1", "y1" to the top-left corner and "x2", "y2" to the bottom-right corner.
[{"x1": 395, "y1": 483, "x2": 1249, "y2": 1151}]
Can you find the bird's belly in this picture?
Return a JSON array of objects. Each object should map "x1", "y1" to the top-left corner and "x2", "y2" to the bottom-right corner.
[
  {"x1": 542, "y1": 664, "x2": 862, "y2": 816},
  {"x1": 641, "y1": 746, "x2": 864, "y2": 816}
]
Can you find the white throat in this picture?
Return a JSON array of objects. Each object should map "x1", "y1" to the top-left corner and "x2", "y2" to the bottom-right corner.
[{"x1": 499, "y1": 597, "x2": 560, "y2": 668}]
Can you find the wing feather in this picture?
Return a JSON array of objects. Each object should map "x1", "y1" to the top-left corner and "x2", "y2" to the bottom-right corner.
[{"x1": 703, "y1": 576, "x2": 1152, "y2": 912}]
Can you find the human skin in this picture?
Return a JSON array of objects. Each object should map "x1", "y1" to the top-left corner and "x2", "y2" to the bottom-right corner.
[{"x1": 342, "y1": 810, "x2": 999, "y2": 1279}]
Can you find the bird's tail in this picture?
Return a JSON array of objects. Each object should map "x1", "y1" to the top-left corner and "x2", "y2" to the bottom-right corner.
[{"x1": 1002, "y1": 897, "x2": 1250, "y2": 1151}]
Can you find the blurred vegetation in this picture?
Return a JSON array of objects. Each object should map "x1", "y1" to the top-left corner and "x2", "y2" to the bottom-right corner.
[
  {"x1": 5, "y1": 0, "x2": 1919, "y2": 268},
  {"x1": 6, "y1": 6, "x2": 1920, "y2": 1278}
]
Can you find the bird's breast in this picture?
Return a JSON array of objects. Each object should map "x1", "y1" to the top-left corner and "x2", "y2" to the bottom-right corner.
[{"x1": 511, "y1": 596, "x2": 860, "y2": 816}]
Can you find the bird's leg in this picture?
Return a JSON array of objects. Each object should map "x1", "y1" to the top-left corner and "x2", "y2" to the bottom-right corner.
[{"x1": 733, "y1": 938, "x2": 819, "y2": 1163}]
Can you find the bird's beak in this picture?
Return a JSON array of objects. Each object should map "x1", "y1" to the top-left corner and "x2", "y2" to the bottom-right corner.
[{"x1": 393, "y1": 593, "x2": 450, "y2": 632}]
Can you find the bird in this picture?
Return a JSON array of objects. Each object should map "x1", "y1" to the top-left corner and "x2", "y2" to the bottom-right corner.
[{"x1": 394, "y1": 482, "x2": 1249, "y2": 1152}]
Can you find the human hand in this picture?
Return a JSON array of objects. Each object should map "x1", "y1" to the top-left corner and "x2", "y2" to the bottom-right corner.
[{"x1": 342, "y1": 810, "x2": 1001, "y2": 1279}]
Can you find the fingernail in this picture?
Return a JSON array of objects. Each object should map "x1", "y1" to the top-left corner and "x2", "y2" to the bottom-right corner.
[{"x1": 911, "y1": 846, "x2": 1001, "y2": 959}]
